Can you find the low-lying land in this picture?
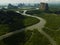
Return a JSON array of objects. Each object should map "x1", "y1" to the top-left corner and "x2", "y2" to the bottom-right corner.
[
  {"x1": 0, "y1": 10, "x2": 40, "y2": 36},
  {"x1": 36, "y1": 13, "x2": 60, "y2": 45},
  {"x1": 36, "y1": 13, "x2": 60, "y2": 30},
  {"x1": 26, "y1": 10, "x2": 60, "y2": 30},
  {"x1": 0, "y1": 30, "x2": 32, "y2": 45},
  {"x1": 40, "y1": 14, "x2": 60, "y2": 45},
  {"x1": 0, "y1": 29, "x2": 50, "y2": 45},
  {"x1": 26, "y1": 10, "x2": 60, "y2": 45},
  {"x1": 25, "y1": 29, "x2": 51, "y2": 45},
  {"x1": 43, "y1": 28, "x2": 60, "y2": 45}
]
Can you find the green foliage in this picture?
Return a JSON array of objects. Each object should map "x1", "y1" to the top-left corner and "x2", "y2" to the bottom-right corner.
[
  {"x1": 0, "y1": 24, "x2": 9, "y2": 36},
  {"x1": 0, "y1": 40, "x2": 6, "y2": 45},
  {"x1": 26, "y1": 10, "x2": 42, "y2": 15},
  {"x1": 43, "y1": 27, "x2": 60, "y2": 45},
  {"x1": 24, "y1": 16, "x2": 40, "y2": 27},
  {"x1": 0, "y1": 10, "x2": 25, "y2": 31},
  {"x1": 25, "y1": 29, "x2": 50, "y2": 45},
  {"x1": 0, "y1": 10, "x2": 39, "y2": 36},
  {"x1": 26, "y1": 10, "x2": 60, "y2": 30},
  {"x1": 0, "y1": 30, "x2": 32, "y2": 45},
  {"x1": 26, "y1": 9, "x2": 60, "y2": 45},
  {"x1": 38, "y1": 14, "x2": 60, "y2": 30}
]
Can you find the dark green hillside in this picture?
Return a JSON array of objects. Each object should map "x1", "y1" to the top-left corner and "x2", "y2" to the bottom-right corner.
[
  {"x1": 0, "y1": 10, "x2": 24, "y2": 31},
  {"x1": 0, "y1": 10, "x2": 39, "y2": 36}
]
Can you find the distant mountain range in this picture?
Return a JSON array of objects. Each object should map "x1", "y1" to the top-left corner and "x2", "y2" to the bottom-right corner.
[{"x1": 0, "y1": 2, "x2": 60, "y2": 6}]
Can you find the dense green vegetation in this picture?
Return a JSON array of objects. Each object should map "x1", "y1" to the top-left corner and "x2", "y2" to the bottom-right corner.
[
  {"x1": 26, "y1": 10, "x2": 60, "y2": 30},
  {"x1": 42, "y1": 14, "x2": 60, "y2": 45},
  {"x1": 0, "y1": 10, "x2": 40, "y2": 36},
  {"x1": 26, "y1": 10, "x2": 43, "y2": 15},
  {"x1": 1, "y1": 3, "x2": 60, "y2": 45},
  {"x1": 24, "y1": 16, "x2": 40, "y2": 27},
  {"x1": 19, "y1": 4, "x2": 60, "y2": 45},
  {"x1": 37, "y1": 14, "x2": 60, "y2": 30},
  {"x1": 0, "y1": 10, "x2": 24, "y2": 35},
  {"x1": 0, "y1": 29, "x2": 51, "y2": 45},
  {"x1": 26, "y1": 9, "x2": 60, "y2": 45},
  {"x1": 38, "y1": 12, "x2": 60, "y2": 45},
  {"x1": 43, "y1": 28, "x2": 60, "y2": 45},
  {"x1": 0, "y1": 24, "x2": 9, "y2": 35},
  {"x1": 0, "y1": 30, "x2": 32, "y2": 45},
  {"x1": 25, "y1": 29, "x2": 50, "y2": 45}
]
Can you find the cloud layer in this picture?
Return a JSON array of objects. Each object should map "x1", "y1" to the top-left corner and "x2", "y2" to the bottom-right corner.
[{"x1": 0, "y1": 0, "x2": 60, "y2": 4}]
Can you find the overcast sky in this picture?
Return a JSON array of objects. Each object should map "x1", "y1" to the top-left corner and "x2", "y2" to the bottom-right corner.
[{"x1": 0, "y1": 0, "x2": 60, "y2": 4}]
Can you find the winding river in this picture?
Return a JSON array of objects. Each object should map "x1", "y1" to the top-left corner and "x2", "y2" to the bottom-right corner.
[{"x1": 0, "y1": 10, "x2": 57, "y2": 45}]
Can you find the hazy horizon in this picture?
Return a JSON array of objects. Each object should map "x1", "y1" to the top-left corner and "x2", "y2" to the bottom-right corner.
[
  {"x1": 0, "y1": 0, "x2": 60, "y2": 4},
  {"x1": 0, "y1": 0, "x2": 60, "y2": 5}
]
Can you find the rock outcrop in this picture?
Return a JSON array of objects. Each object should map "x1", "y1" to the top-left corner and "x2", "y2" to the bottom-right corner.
[{"x1": 40, "y1": 2, "x2": 49, "y2": 11}]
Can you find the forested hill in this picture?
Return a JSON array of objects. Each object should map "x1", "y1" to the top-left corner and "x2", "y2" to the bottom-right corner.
[{"x1": 0, "y1": 10, "x2": 25, "y2": 31}]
